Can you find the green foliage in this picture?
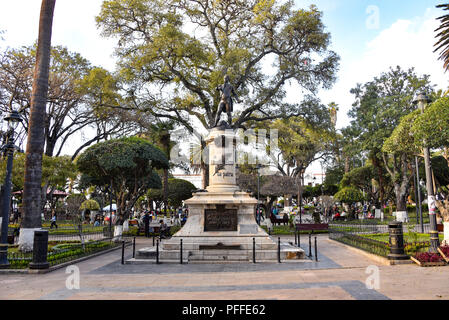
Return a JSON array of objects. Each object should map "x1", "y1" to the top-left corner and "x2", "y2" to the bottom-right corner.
[
  {"x1": 271, "y1": 116, "x2": 335, "y2": 178},
  {"x1": 95, "y1": 0, "x2": 339, "y2": 130},
  {"x1": 0, "y1": 153, "x2": 76, "y2": 192},
  {"x1": 435, "y1": 4, "x2": 449, "y2": 72},
  {"x1": 147, "y1": 178, "x2": 197, "y2": 208},
  {"x1": 340, "y1": 165, "x2": 373, "y2": 189},
  {"x1": 382, "y1": 110, "x2": 421, "y2": 155},
  {"x1": 347, "y1": 66, "x2": 434, "y2": 209},
  {"x1": 76, "y1": 137, "x2": 168, "y2": 219},
  {"x1": 412, "y1": 97, "x2": 449, "y2": 150},
  {"x1": 324, "y1": 165, "x2": 345, "y2": 186},
  {"x1": 334, "y1": 186, "x2": 365, "y2": 204},
  {"x1": 80, "y1": 199, "x2": 100, "y2": 211}
]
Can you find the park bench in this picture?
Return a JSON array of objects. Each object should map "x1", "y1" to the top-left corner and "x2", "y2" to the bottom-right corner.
[
  {"x1": 270, "y1": 214, "x2": 289, "y2": 226},
  {"x1": 0, "y1": 227, "x2": 19, "y2": 244},
  {"x1": 137, "y1": 224, "x2": 171, "y2": 238},
  {"x1": 295, "y1": 223, "x2": 329, "y2": 233}
]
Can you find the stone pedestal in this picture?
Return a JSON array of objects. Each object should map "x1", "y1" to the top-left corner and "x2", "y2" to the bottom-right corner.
[{"x1": 133, "y1": 124, "x2": 304, "y2": 263}]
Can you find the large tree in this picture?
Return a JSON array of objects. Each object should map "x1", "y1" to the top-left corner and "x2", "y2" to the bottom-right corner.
[
  {"x1": 95, "y1": 0, "x2": 339, "y2": 131},
  {"x1": 76, "y1": 137, "x2": 169, "y2": 223},
  {"x1": 0, "y1": 46, "x2": 135, "y2": 158},
  {"x1": 147, "y1": 178, "x2": 196, "y2": 209},
  {"x1": 348, "y1": 66, "x2": 434, "y2": 212},
  {"x1": 140, "y1": 121, "x2": 176, "y2": 214},
  {"x1": 412, "y1": 96, "x2": 449, "y2": 241},
  {"x1": 269, "y1": 115, "x2": 334, "y2": 207},
  {"x1": 19, "y1": 0, "x2": 56, "y2": 252}
]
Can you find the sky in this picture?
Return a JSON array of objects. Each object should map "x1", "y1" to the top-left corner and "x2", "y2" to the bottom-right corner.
[{"x1": 0, "y1": 0, "x2": 447, "y2": 177}]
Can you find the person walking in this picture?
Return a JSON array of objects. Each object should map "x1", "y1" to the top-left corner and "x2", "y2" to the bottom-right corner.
[
  {"x1": 142, "y1": 211, "x2": 151, "y2": 238},
  {"x1": 50, "y1": 213, "x2": 58, "y2": 229}
]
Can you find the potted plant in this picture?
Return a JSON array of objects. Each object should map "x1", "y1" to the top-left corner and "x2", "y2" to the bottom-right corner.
[{"x1": 410, "y1": 252, "x2": 446, "y2": 267}]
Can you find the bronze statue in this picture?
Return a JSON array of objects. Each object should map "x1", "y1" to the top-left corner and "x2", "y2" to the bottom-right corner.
[{"x1": 214, "y1": 75, "x2": 240, "y2": 127}]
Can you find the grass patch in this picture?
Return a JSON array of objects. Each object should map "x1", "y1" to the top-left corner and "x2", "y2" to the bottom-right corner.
[
  {"x1": 360, "y1": 233, "x2": 444, "y2": 243},
  {"x1": 260, "y1": 225, "x2": 328, "y2": 235}
]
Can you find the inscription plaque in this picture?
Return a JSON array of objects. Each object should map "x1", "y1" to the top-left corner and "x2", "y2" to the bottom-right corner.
[{"x1": 204, "y1": 205, "x2": 237, "y2": 231}]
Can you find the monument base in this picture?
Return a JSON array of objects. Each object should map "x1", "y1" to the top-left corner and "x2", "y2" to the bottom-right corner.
[
  {"x1": 131, "y1": 190, "x2": 305, "y2": 263},
  {"x1": 128, "y1": 124, "x2": 305, "y2": 264}
]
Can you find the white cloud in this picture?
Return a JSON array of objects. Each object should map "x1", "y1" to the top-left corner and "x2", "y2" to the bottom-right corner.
[
  {"x1": 320, "y1": 7, "x2": 449, "y2": 130},
  {"x1": 0, "y1": 0, "x2": 116, "y2": 71}
]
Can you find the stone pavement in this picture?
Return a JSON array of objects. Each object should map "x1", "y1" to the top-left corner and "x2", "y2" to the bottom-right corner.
[{"x1": 0, "y1": 234, "x2": 448, "y2": 300}]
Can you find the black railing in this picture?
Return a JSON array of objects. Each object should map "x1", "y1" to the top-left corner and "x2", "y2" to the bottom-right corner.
[
  {"x1": 4, "y1": 236, "x2": 132, "y2": 269},
  {"x1": 329, "y1": 223, "x2": 432, "y2": 258}
]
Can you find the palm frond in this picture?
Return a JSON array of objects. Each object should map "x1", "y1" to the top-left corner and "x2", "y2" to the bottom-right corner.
[{"x1": 434, "y1": 4, "x2": 449, "y2": 72}]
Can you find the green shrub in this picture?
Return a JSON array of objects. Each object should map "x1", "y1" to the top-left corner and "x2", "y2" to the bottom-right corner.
[{"x1": 80, "y1": 199, "x2": 100, "y2": 211}]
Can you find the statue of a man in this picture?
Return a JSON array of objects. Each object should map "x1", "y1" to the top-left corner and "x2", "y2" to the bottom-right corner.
[{"x1": 214, "y1": 75, "x2": 240, "y2": 127}]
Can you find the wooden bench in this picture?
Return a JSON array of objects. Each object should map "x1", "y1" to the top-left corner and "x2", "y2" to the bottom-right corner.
[
  {"x1": 296, "y1": 223, "x2": 329, "y2": 232},
  {"x1": 270, "y1": 214, "x2": 289, "y2": 226}
]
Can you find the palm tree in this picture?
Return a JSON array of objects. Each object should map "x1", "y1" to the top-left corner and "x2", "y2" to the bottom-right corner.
[
  {"x1": 19, "y1": 0, "x2": 56, "y2": 252},
  {"x1": 145, "y1": 121, "x2": 175, "y2": 215},
  {"x1": 435, "y1": 4, "x2": 449, "y2": 72}
]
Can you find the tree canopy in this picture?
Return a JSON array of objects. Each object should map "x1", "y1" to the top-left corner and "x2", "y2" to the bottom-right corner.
[
  {"x1": 76, "y1": 136, "x2": 169, "y2": 221},
  {"x1": 147, "y1": 178, "x2": 197, "y2": 208},
  {"x1": 346, "y1": 66, "x2": 434, "y2": 211},
  {"x1": 95, "y1": 0, "x2": 339, "y2": 130}
]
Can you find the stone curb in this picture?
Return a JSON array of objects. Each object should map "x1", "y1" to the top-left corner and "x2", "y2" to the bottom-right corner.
[{"x1": 0, "y1": 242, "x2": 132, "y2": 275}]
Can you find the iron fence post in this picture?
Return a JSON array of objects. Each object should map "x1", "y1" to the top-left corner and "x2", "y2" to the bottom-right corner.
[
  {"x1": 156, "y1": 239, "x2": 159, "y2": 264},
  {"x1": 277, "y1": 237, "x2": 281, "y2": 263},
  {"x1": 121, "y1": 240, "x2": 125, "y2": 265},
  {"x1": 180, "y1": 239, "x2": 183, "y2": 264},
  {"x1": 308, "y1": 232, "x2": 312, "y2": 258},
  {"x1": 132, "y1": 237, "x2": 136, "y2": 258},
  {"x1": 253, "y1": 237, "x2": 256, "y2": 263},
  {"x1": 314, "y1": 236, "x2": 318, "y2": 262}
]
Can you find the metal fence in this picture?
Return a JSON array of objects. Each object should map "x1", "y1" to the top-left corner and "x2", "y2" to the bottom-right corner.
[
  {"x1": 329, "y1": 222, "x2": 431, "y2": 258},
  {"x1": 5, "y1": 233, "x2": 132, "y2": 269},
  {"x1": 47, "y1": 237, "x2": 131, "y2": 267}
]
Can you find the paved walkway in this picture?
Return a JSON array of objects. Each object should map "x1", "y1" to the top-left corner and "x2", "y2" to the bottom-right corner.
[{"x1": 0, "y1": 234, "x2": 448, "y2": 300}]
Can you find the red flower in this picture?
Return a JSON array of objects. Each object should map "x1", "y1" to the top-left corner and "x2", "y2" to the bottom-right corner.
[
  {"x1": 439, "y1": 245, "x2": 449, "y2": 257},
  {"x1": 415, "y1": 252, "x2": 443, "y2": 263}
]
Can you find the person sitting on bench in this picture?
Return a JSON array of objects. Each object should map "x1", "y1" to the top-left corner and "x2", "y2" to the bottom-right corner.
[{"x1": 159, "y1": 219, "x2": 169, "y2": 239}]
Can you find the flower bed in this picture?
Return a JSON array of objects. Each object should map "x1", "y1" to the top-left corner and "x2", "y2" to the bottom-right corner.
[
  {"x1": 437, "y1": 245, "x2": 449, "y2": 263},
  {"x1": 411, "y1": 252, "x2": 446, "y2": 267}
]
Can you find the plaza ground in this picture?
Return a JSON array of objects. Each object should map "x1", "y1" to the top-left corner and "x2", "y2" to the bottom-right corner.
[{"x1": 0, "y1": 234, "x2": 448, "y2": 300}]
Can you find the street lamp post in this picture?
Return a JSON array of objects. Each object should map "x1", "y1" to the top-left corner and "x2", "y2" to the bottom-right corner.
[
  {"x1": 415, "y1": 156, "x2": 423, "y2": 233},
  {"x1": 413, "y1": 92, "x2": 439, "y2": 251},
  {"x1": 0, "y1": 111, "x2": 22, "y2": 268},
  {"x1": 254, "y1": 164, "x2": 266, "y2": 225},
  {"x1": 256, "y1": 164, "x2": 261, "y2": 225}
]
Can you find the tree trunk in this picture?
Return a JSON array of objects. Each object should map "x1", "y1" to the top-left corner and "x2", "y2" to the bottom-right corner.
[
  {"x1": 344, "y1": 156, "x2": 350, "y2": 173},
  {"x1": 19, "y1": 0, "x2": 56, "y2": 252},
  {"x1": 201, "y1": 162, "x2": 209, "y2": 189},
  {"x1": 394, "y1": 184, "x2": 408, "y2": 212},
  {"x1": 163, "y1": 168, "x2": 168, "y2": 215},
  {"x1": 372, "y1": 154, "x2": 385, "y2": 207},
  {"x1": 283, "y1": 194, "x2": 291, "y2": 207}
]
